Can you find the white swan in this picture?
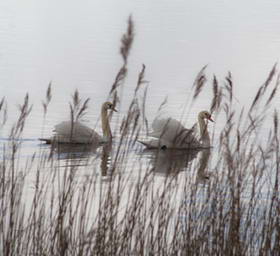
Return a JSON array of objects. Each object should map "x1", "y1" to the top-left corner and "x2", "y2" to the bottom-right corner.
[
  {"x1": 138, "y1": 111, "x2": 213, "y2": 149},
  {"x1": 39, "y1": 101, "x2": 117, "y2": 144}
]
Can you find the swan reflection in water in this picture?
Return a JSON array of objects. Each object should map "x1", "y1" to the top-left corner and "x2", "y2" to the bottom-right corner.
[
  {"x1": 56, "y1": 142, "x2": 113, "y2": 177},
  {"x1": 100, "y1": 142, "x2": 113, "y2": 177},
  {"x1": 46, "y1": 142, "x2": 100, "y2": 162},
  {"x1": 142, "y1": 148, "x2": 199, "y2": 176},
  {"x1": 143, "y1": 148, "x2": 211, "y2": 183},
  {"x1": 41, "y1": 140, "x2": 211, "y2": 182},
  {"x1": 40, "y1": 138, "x2": 114, "y2": 177},
  {"x1": 195, "y1": 149, "x2": 211, "y2": 184}
]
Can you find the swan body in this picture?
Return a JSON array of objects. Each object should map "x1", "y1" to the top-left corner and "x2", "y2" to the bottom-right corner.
[
  {"x1": 39, "y1": 101, "x2": 117, "y2": 144},
  {"x1": 138, "y1": 111, "x2": 213, "y2": 149},
  {"x1": 51, "y1": 121, "x2": 102, "y2": 144}
]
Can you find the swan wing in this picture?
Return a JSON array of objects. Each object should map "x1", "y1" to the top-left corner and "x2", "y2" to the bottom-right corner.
[
  {"x1": 150, "y1": 117, "x2": 193, "y2": 139},
  {"x1": 54, "y1": 121, "x2": 102, "y2": 143},
  {"x1": 149, "y1": 118, "x2": 200, "y2": 148}
]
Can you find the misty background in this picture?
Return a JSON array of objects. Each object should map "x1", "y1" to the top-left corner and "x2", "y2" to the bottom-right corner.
[{"x1": 1, "y1": 0, "x2": 280, "y2": 138}]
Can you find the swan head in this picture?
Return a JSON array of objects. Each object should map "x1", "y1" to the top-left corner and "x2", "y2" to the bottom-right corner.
[
  {"x1": 198, "y1": 111, "x2": 214, "y2": 122},
  {"x1": 102, "y1": 101, "x2": 117, "y2": 112}
]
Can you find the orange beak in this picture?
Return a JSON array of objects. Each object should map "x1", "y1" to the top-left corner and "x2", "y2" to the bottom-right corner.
[{"x1": 208, "y1": 116, "x2": 214, "y2": 122}]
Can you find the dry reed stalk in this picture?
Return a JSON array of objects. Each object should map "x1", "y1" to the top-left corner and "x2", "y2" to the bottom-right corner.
[
  {"x1": 249, "y1": 64, "x2": 277, "y2": 113},
  {"x1": 10, "y1": 94, "x2": 33, "y2": 139},
  {"x1": 192, "y1": 65, "x2": 207, "y2": 100},
  {"x1": 109, "y1": 15, "x2": 134, "y2": 95},
  {"x1": 265, "y1": 72, "x2": 280, "y2": 107},
  {"x1": 0, "y1": 97, "x2": 7, "y2": 127},
  {"x1": 42, "y1": 81, "x2": 52, "y2": 116},
  {"x1": 210, "y1": 75, "x2": 223, "y2": 114}
]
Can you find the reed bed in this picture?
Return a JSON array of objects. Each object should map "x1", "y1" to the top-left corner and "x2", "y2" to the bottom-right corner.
[{"x1": 1, "y1": 17, "x2": 280, "y2": 256}]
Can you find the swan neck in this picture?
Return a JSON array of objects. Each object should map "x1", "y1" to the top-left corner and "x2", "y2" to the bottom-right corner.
[
  {"x1": 198, "y1": 116, "x2": 210, "y2": 146},
  {"x1": 101, "y1": 108, "x2": 112, "y2": 141}
]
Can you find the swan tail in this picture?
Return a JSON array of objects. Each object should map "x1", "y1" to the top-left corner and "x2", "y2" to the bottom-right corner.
[
  {"x1": 137, "y1": 140, "x2": 151, "y2": 148},
  {"x1": 39, "y1": 138, "x2": 52, "y2": 144},
  {"x1": 137, "y1": 139, "x2": 164, "y2": 149}
]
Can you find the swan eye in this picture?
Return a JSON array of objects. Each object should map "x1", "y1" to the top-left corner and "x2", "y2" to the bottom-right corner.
[{"x1": 205, "y1": 112, "x2": 211, "y2": 119}]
